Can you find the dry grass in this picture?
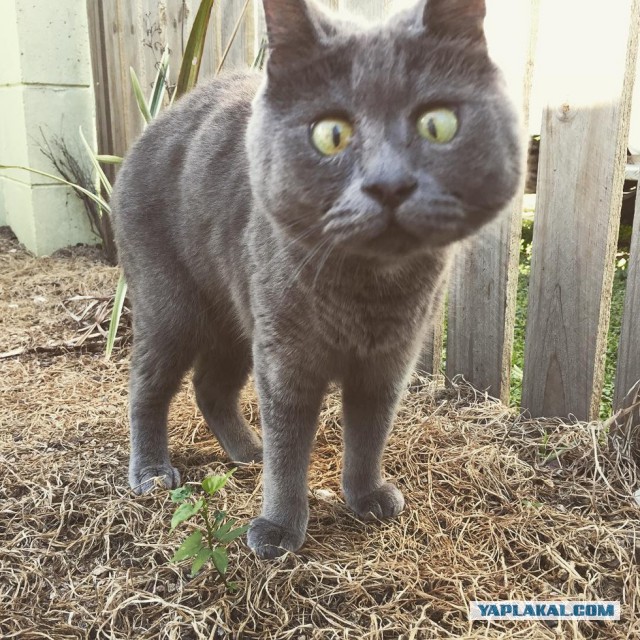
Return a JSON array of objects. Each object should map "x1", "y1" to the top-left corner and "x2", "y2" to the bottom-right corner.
[{"x1": 1, "y1": 227, "x2": 639, "y2": 639}]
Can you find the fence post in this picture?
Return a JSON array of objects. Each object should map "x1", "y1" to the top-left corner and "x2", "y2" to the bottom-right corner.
[
  {"x1": 444, "y1": 0, "x2": 538, "y2": 402},
  {"x1": 522, "y1": 0, "x2": 640, "y2": 420}
]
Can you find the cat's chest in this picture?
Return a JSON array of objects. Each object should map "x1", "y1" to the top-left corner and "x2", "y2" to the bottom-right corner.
[
  {"x1": 252, "y1": 243, "x2": 450, "y2": 358},
  {"x1": 311, "y1": 277, "x2": 432, "y2": 356}
]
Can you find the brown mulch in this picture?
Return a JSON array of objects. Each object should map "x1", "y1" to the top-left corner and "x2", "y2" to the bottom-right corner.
[{"x1": 1, "y1": 226, "x2": 639, "y2": 639}]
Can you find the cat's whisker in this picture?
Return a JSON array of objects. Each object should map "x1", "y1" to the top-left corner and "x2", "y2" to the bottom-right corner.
[
  {"x1": 320, "y1": 208, "x2": 347, "y2": 223},
  {"x1": 278, "y1": 212, "x2": 318, "y2": 231},
  {"x1": 283, "y1": 236, "x2": 333, "y2": 292},
  {"x1": 311, "y1": 239, "x2": 337, "y2": 293},
  {"x1": 333, "y1": 250, "x2": 347, "y2": 287},
  {"x1": 327, "y1": 222, "x2": 374, "y2": 248},
  {"x1": 271, "y1": 226, "x2": 318, "y2": 262},
  {"x1": 322, "y1": 211, "x2": 378, "y2": 239}
]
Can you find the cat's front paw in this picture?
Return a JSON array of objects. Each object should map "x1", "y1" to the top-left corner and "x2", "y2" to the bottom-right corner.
[
  {"x1": 346, "y1": 482, "x2": 405, "y2": 521},
  {"x1": 246, "y1": 517, "x2": 305, "y2": 559},
  {"x1": 129, "y1": 462, "x2": 180, "y2": 494}
]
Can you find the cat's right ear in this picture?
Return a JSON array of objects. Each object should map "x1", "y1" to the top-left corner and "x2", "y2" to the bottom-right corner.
[{"x1": 263, "y1": 0, "x2": 322, "y2": 69}]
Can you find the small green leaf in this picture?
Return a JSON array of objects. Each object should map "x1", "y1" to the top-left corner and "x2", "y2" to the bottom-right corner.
[
  {"x1": 171, "y1": 503, "x2": 195, "y2": 530},
  {"x1": 227, "y1": 581, "x2": 239, "y2": 592},
  {"x1": 130, "y1": 67, "x2": 152, "y2": 124},
  {"x1": 202, "y1": 468, "x2": 236, "y2": 495},
  {"x1": 202, "y1": 475, "x2": 225, "y2": 496},
  {"x1": 171, "y1": 530, "x2": 203, "y2": 562},
  {"x1": 190, "y1": 547, "x2": 212, "y2": 577},
  {"x1": 214, "y1": 518, "x2": 235, "y2": 538},
  {"x1": 211, "y1": 547, "x2": 228, "y2": 576},
  {"x1": 216, "y1": 524, "x2": 249, "y2": 544},
  {"x1": 170, "y1": 486, "x2": 194, "y2": 503},
  {"x1": 192, "y1": 498, "x2": 204, "y2": 514},
  {"x1": 170, "y1": 499, "x2": 204, "y2": 530}
]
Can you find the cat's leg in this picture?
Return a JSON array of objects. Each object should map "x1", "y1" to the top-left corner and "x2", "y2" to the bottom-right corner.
[
  {"x1": 247, "y1": 350, "x2": 327, "y2": 559},
  {"x1": 341, "y1": 365, "x2": 407, "y2": 521},
  {"x1": 192, "y1": 334, "x2": 262, "y2": 463},
  {"x1": 128, "y1": 313, "x2": 195, "y2": 494}
]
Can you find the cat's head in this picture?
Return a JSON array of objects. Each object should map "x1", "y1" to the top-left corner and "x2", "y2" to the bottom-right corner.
[{"x1": 247, "y1": 0, "x2": 524, "y2": 259}]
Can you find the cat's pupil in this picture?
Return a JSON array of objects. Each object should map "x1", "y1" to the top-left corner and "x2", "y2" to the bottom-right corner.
[
  {"x1": 427, "y1": 118, "x2": 438, "y2": 139},
  {"x1": 332, "y1": 125, "x2": 341, "y2": 147}
]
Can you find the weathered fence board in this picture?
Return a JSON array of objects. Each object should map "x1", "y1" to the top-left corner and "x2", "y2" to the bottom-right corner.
[
  {"x1": 445, "y1": 221, "x2": 519, "y2": 398},
  {"x1": 615, "y1": 175, "x2": 640, "y2": 424},
  {"x1": 87, "y1": 0, "x2": 115, "y2": 165},
  {"x1": 445, "y1": 0, "x2": 538, "y2": 401},
  {"x1": 99, "y1": 1, "x2": 146, "y2": 156},
  {"x1": 217, "y1": 0, "x2": 254, "y2": 71},
  {"x1": 140, "y1": 0, "x2": 168, "y2": 88},
  {"x1": 522, "y1": 0, "x2": 640, "y2": 420}
]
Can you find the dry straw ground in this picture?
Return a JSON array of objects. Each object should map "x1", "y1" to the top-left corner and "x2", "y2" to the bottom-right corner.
[{"x1": 1, "y1": 227, "x2": 639, "y2": 639}]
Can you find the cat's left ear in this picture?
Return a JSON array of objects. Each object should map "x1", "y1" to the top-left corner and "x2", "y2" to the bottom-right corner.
[
  {"x1": 422, "y1": 0, "x2": 486, "y2": 43},
  {"x1": 262, "y1": 0, "x2": 323, "y2": 68}
]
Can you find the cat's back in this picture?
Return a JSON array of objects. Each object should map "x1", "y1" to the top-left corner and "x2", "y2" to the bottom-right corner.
[{"x1": 112, "y1": 71, "x2": 262, "y2": 261}]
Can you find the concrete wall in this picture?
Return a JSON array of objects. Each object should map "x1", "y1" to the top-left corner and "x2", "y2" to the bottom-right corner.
[{"x1": 0, "y1": 0, "x2": 98, "y2": 255}]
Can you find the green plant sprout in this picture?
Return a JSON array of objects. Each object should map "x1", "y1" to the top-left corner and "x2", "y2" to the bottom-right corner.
[{"x1": 169, "y1": 469, "x2": 248, "y2": 590}]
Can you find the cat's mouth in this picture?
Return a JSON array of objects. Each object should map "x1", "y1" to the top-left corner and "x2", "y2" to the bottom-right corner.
[
  {"x1": 343, "y1": 210, "x2": 468, "y2": 257},
  {"x1": 364, "y1": 219, "x2": 421, "y2": 253},
  {"x1": 322, "y1": 188, "x2": 476, "y2": 258},
  {"x1": 376, "y1": 215, "x2": 466, "y2": 251},
  {"x1": 320, "y1": 198, "x2": 474, "y2": 257}
]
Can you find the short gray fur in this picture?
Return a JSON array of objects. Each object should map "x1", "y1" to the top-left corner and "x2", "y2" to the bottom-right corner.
[{"x1": 112, "y1": 0, "x2": 523, "y2": 559}]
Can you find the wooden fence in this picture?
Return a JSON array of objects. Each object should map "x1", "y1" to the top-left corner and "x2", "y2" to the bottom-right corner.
[{"x1": 87, "y1": 0, "x2": 640, "y2": 424}]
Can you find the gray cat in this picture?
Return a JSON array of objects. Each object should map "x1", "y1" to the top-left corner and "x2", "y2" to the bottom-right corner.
[{"x1": 112, "y1": 0, "x2": 523, "y2": 558}]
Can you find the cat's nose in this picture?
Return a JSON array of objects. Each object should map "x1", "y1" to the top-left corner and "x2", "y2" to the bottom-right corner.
[{"x1": 361, "y1": 176, "x2": 418, "y2": 208}]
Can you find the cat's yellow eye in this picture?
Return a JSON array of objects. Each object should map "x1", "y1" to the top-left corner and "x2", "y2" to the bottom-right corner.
[
  {"x1": 311, "y1": 118, "x2": 353, "y2": 156},
  {"x1": 417, "y1": 108, "x2": 458, "y2": 144}
]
